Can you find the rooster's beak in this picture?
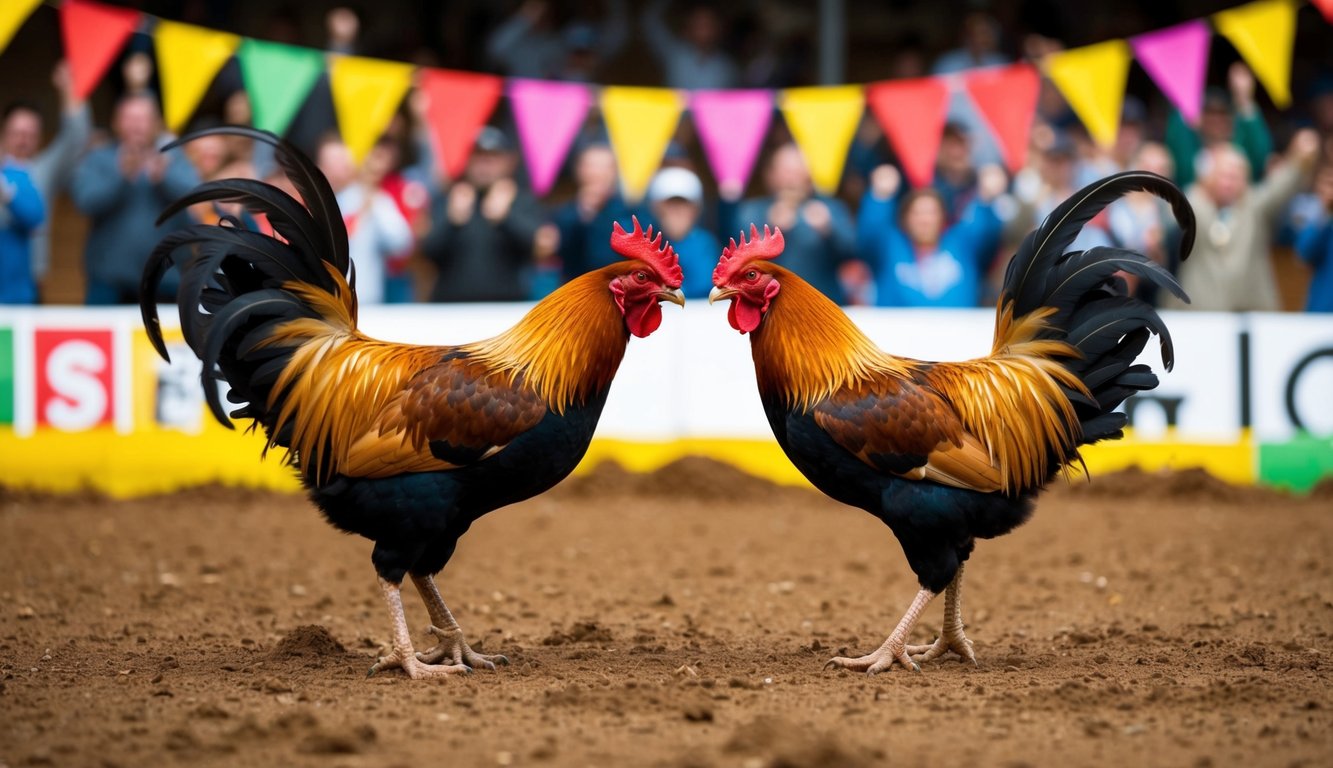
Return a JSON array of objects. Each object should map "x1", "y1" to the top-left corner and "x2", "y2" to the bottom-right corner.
[
  {"x1": 709, "y1": 286, "x2": 737, "y2": 305},
  {"x1": 657, "y1": 288, "x2": 686, "y2": 306}
]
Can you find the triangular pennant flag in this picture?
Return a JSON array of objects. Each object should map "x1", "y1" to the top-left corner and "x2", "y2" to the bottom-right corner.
[
  {"x1": 690, "y1": 90, "x2": 774, "y2": 197},
  {"x1": 1131, "y1": 21, "x2": 1211, "y2": 125},
  {"x1": 778, "y1": 85, "x2": 864, "y2": 195},
  {"x1": 237, "y1": 39, "x2": 325, "y2": 136},
  {"x1": 419, "y1": 68, "x2": 504, "y2": 180},
  {"x1": 1314, "y1": 0, "x2": 1333, "y2": 24},
  {"x1": 0, "y1": 0, "x2": 43, "y2": 57},
  {"x1": 1214, "y1": 0, "x2": 1297, "y2": 108},
  {"x1": 508, "y1": 79, "x2": 592, "y2": 196},
  {"x1": 601, "y1": 86, "x2": 686, "y2": 203},
  {"x1": 963, "y1": 64, "x2": 1040, "y2": 173},
  {"x1": 865, "y1": 78, "x2": 950, "y2": 189},
  {"x1": 154, "y1": 21, "x2": 240, "y2": 133},
  {"x1": 328, "y1": 55, "x2": 415, "y2": 164},
  {"x1": 60, "y1": 0, "x2": 142, "y2": 100},
  {"x1": 1044, "y1": 40, "x2": 1132, "y2": 148}
]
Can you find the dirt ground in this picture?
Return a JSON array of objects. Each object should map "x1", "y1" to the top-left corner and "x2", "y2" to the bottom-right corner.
[{"x1": 2, "y1": 459, "x2": 1330, "y2": 768}]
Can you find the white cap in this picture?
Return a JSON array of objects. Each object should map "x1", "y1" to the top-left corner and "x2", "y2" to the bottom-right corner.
[{"x1": 647, "y1": 167, "x2": 703, "y2": 205}]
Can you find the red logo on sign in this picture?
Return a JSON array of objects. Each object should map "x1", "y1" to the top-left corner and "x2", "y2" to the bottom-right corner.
[{"x1": 34, "y1": 329, "x2": 115, "y2": 431}]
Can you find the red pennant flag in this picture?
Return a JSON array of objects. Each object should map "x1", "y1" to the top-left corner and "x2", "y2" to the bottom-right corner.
[
  {"x1": 1313, "y1": 0, "x2": 1333, "y2": 24},
  {"x1": 865, "y1": 78, "x2": 950, "y2": 189},
  {"x1": 61, "y1": 0, "x2": 142, "y2": 100},
  {"x1": 419, "y1": 68, "x2": 504, "y2": 181},
  {"x1": 963, "y1": 64, "x2": 1040, "y2": 173}
]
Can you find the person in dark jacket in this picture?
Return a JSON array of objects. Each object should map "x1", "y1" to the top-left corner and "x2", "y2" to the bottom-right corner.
[
  {"x1": 423, "y1": 127, "x2": 543, "y2": 302},
  {"x1": 71, "y1": 94, "x2": 198, "y2": 304},
  {"x1": 731, "y1": 143, "x2": 857, "y2": 303}
]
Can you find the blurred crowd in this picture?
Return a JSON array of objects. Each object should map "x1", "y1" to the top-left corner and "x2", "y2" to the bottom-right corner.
[{"x1": 2, "y1": 2, "x2": 1333, "y2": 313}]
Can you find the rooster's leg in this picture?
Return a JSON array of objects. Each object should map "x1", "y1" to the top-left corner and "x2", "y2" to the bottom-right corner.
[
  {"x1": 367, "y1": 577, "x2": 473, "y2": 679},
  {"x1": 825, "y1": 588, "x2": 936, "y2": 674},
  {"x1": 905, "y1": 563, "x2": 977, "y2": 665},
  {"x1": 411, "y1": 574, "x2": 510, "y2": 670}
]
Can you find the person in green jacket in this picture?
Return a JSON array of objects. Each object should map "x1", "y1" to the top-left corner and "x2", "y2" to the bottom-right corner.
[{"x1": 1166, "y1": 62, "x2": 1273, "y2": 189}]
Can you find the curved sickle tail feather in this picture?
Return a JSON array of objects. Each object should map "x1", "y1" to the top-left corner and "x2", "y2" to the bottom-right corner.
[
  {"x1": 995, "y1": 171, "x2": 1196, "y2": 449},
  {"x1": 140, "y1": 126, "x2": 355, "y2": 456}
]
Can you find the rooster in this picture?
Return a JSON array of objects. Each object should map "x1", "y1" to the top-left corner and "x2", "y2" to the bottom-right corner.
[
  {"x1": 708, "y1": 172, "x2": 1194, "y2": 673},
  {"x1": 141, "y1": 127, "x2": 685, "y2": 679}
]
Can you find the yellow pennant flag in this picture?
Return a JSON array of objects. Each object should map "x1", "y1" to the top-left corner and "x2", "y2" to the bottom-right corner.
[
  {"x1": 1214, "y1": 0, "x2": 1297, "y2": 108},
  {"x1": 1044, "y1": 40, "x2": 1131, "y2": 148},
  {"x1": 329, "y1": 55, "x2": 415, "y2": 164},
  {"x1": 779, "y1": 85, "x2": 864, "y2": 195},
  {"x1": 600, "y1": 86, "x2": 685, "y2": 203},
  {"x1": 0, "y1": 0, "x2": 42, "y2": 56},
  {"x1": 154, "y1": 21, "x2": 240, "y2": 133}
]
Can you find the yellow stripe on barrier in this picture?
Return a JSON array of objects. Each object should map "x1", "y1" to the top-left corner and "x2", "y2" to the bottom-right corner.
[{"x1": 0, "y1": 428, "x2": 1255, "y2": 498}]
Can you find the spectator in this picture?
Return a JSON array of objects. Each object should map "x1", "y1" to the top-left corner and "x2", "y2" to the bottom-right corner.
[
  {"x1": 363, "y1": 129, "x2": 431, "y2": 303},
  {"x1": 932, "y1": 12, "x2": 1008, "y2": 167},
  {"x1": 642, "y1": 0, "x2": 737, "y2": 90},
  {"x1": 70, "y1": 94, "x2": 198, "y2": 305},
  {"x1": 487, "y1": 0, "x2": 628, "y2": 81},
  {"x1": 1162, "y1": 130, "x2": 1320, "y2": 312},
  {"x1": 1, "y1": 61, "x2": 91, "y2": 296},
  {"x1": 423, "y1": 127, "x2": 544, "y2": 302},
  {"x1": 1014, "y1": 131, "x2": 1116, "y2": 254},
  {"x1": 315, "y1": 135, "x2": 412, "y2": 306},
  {"x1": 551, "y1": 142, "x2": 636, "y2": 281},
  {"x1": 1109, "y1": 142, "x2": 1183, "y2": 305},
  {"x1": 733, "y1": 143, "x2": 857, "y2": 304},
  {"x1": 1166, "y1": 63, "x2": 1273, "y2": 189},
  {"x1": 1295, "y1": 164, "x2": 1333, "y2": 312},
  {"x1": 858, "y1": 163, "x2": 1005, "y2": 307},
  {"x1": 934, "y1": 122, "x2": 979, "y2": 225},
  {"x1": 0, "y1": 163, "x2": 45, "y2": 304},
  {"x1": 645, "y1": 167, "x2": 719, "y2": 299}
]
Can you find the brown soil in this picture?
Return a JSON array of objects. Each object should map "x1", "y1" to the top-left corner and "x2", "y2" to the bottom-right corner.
[{"x1": 2, "y1": 462, "x2": 1330, "y2": 767}]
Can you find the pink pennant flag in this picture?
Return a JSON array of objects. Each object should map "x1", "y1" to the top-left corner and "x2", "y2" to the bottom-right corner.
[
  {"x1": 1131, "y1": 20, "x2": 1211, "y2": 125},
  {"x1": 508, "y1": 78, "x2": 592, "y2": 196},
  {"x1": 690, "y1": 90, "x2": 773, "y2": 199}
]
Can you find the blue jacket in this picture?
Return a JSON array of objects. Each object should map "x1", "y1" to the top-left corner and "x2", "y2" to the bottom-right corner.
[
  {"x1": 858, "y1": 190, "x2": 1001, "y2": 307},
  {"x1": 1296, "y1": 214, "x2": 1333, "y2": 313},
  {"x1": 649, "y1": 224, "x2": 720, "y2": 300},
  {"x1": 70, "y1": 144, "x2": 198, "y2": 296},
  {"x1": 0, "y1": 165, "x2": 46, "y2": 304}
]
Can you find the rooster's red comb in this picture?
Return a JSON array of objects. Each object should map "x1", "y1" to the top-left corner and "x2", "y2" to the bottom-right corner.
[
  {"x1": 712, "y1": 224, "x2": 785, "y2": 285},
  {"x1": 610, "y1": 216, "x2": 683, "y2": 288}
]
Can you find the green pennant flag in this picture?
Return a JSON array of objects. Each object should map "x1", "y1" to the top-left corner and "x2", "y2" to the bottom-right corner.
[{"x1": 237, "y1": 38, "x2": 325, "y2": 136}]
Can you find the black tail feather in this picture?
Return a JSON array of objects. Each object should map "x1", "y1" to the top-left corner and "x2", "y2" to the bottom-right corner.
[
  {"x1": 998, "y1": 171, "x2": 1195, "y2": 449},
  {"x1": 141, "y1": 126, "x2": 351, "y2": 442}
]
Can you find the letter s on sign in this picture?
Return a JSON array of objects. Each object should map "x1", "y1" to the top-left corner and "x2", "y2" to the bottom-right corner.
[{"x1": 45, "y1": 340, "x2": 108, "y2": 431}]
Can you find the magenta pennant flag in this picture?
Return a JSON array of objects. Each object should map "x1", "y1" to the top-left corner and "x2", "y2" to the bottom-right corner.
[
  {"x1": 690, "y1": 90, "x2": 774, "y2": 198},
  {"x1": 1130, "y1": 20, "x2": 1211, "y2": 125},
  {"x1": 508, "y1": 78, "x2": 593, "y2": 196}
]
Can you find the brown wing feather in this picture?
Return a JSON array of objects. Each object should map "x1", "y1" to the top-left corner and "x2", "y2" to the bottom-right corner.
[
  {"x1": 813, "y1": 374, "x2": 1004, "y2": 493},
  {"x1": 341, "y1": 356, "x2": 547, "y2": 479}
]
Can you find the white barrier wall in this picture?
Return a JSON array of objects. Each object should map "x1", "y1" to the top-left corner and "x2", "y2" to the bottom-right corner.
[{"x1": 1, "y1": 305, "x2": 1331, "y2": 493}]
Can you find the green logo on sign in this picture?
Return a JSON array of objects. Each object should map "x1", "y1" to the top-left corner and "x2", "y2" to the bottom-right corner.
[{"x1": 0, "y1": 328, "x2": 12, "y2": 425}]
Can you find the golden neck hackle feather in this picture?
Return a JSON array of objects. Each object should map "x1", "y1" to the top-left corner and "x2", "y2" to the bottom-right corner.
[
  {"x1": 256, "y1": 265, "x2": 629, "y2": 481},
  {"x1": 750, "y1": 267, "x2": 915, "y2": 410}
]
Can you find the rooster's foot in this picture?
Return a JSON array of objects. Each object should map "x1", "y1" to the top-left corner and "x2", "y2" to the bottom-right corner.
[
  {"x1": 415, "y1": 625, "x2": 510, "y2": 670},
  {"x1": 368, "y1": 646, "x2": 472, "y2": 679},
  {"x1": 907, "y1": 627, "x2": 977, "y2": 665},
  {"x1": 824, "y1": 638, "x2": 919, "y2": 675}
]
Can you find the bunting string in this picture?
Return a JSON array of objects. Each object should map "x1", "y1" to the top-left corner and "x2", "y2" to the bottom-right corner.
[{"x1": 0, "y1": 0, "x2": 1320, "y2": 199}]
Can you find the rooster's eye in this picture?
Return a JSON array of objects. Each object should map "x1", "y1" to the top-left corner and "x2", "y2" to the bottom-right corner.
[
  {"x1": 746, "y1": 270, "x2": 758, "y2": 280},
  {"x1": 634, "y1": 271, "x2": 648, "y2": 282}
]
